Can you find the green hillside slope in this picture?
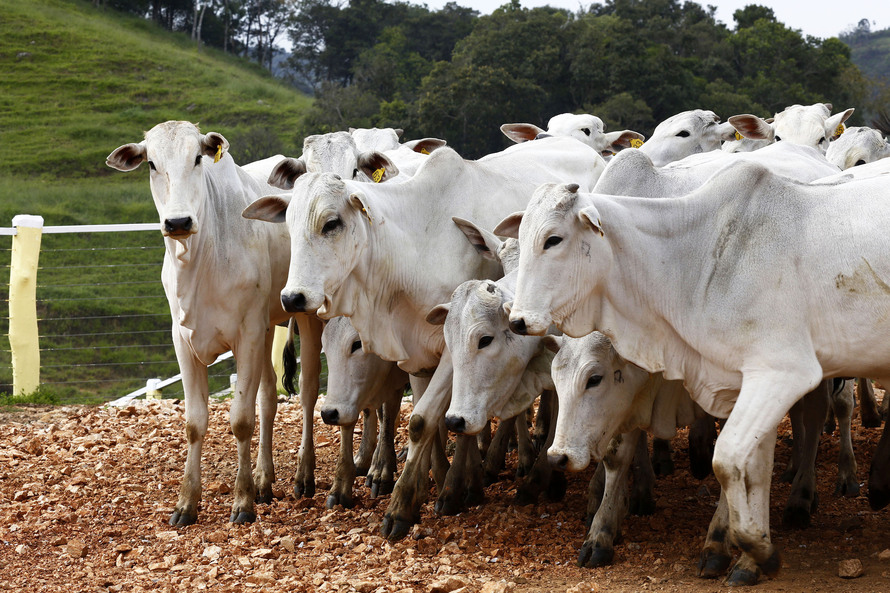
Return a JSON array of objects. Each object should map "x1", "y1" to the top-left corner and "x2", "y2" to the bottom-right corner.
[{"x1": 0, "y1": 0, "x2": 311, "y2": 222}]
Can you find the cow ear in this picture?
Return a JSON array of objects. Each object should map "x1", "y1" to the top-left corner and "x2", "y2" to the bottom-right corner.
[
  {"x1": 541, "y1": 335, "x2": 561, "y2": 354},
  {"x1": 357, "y1": 151, "x2": 399, "y2": 182},
  {"x1": 500, "y1": 123, "x2": 545, "y2": 144},
  {"x1": 453, "y1": 217, "x2": 502, "y2": 261},
  {"x1": 425, "y1": 303, "x2": 450, "y2": 326},
  {"x1": 242, "y1": 194, "x2": 290, "y2": 223},
  {"x1": 268, "y1": 157, "x2": 307, "y2": 190},
  {"x1": 403, "y1": 138, "x2": 447, "y2": 154},
  {"x1": 603, "y1": 130, "x2": 645, "y2": 151},
  {"x1": 394, "y1": 128, "x2": 404, "y2": 139},
  {"x1": 106, "y1": 142, "x2": 146, "y2": 171},
  {"x1": 826, "y1": 108, "x2": 855, "y2": 139},
  {"x1": 348, "y1": 192, "x2": 375, "y2": 223},
  {"x1": 727, "y1": 114, "x2": 774, "y2": 141},
  {"x1": 202, "y1": 132, "x2": 230, "y2": 161},
  {"x1": 579, "y1": 206, "x2": 604, "y2": 237},
  {"x1": 493, "y1": 211, "x2": 524, "y2": 239}
]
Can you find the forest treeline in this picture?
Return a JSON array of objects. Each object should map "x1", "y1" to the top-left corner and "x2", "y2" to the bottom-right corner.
[{"x1": 96, "y1": 0, "x2": 888, "y2": 158}]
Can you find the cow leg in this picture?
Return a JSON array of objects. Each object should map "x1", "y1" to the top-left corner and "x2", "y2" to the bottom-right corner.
[
  {"x1": 868, "y1": 375, "x2": 890, "y2": 510},
  {"x1": 294, "y1": 315, "x2": 323, "y2": 498},
  {"x1": 368, "y1": 381, "x2": 403, "y2": 497},
  {"x1": 253, "y1": 329, "x2": 279, "y2": 505},
  {"x1": 515, "y1": 413, "x2": 537, "y2": 478},
  {"x1": 629, "y1": 430, "x2": 656, "y2": 516},
  {"x1": 780, "y1": 399, "x2": 806, "y2": 483},
  {"x1": 832, "y1": 380, "x2": 859, "y2": 497},
  {"x1": 169, "y1": 344, "x2": 209, "y2": 526},
  {"x1": 381, "y1": 359, "x2": 452, "y2": 541},
  {"x1": 651, "y1": 437, "x2": 675, "y2": 477},
  {"x1": 354, "y1": 408, "x2": 378, "y2": 476},
  {"x1": 783, "y1": 381, "x2": 829, "y2": 529},
  {"x1": 327, "y1": 423, "x2": 357, "y2": 509},
  {"x1": 483, "y1": 416, "x2": 515, "y2": 485},
  {"x1": 577, "y1": 428, "x2": 639, "y2": 568},
  {"x1": 712, "y1": 369, "x2": 820, "y2": 582},
  {"x1": 858, "y1": 378, "x2": 883, "y2": 428},
  {"x1": 517, "y1": 391, "x2": 564, "y2": 504},
  {"x1": 586, "y1": 462, "x2": 606, "y2": 529},
  {"x1": 698, "y1": 489, "x2": 732, "y2": 578},
  {"x1": 533, "y1": 390, "x2": 555, "y2": 452},
  {"x1": 477, "y1": 420, "x2": 493, "y2": 458},
  {"x1": 688, "y1": 414, "x2": 717, "y2": 480},
  {"x1": 436, "y1": 433, "x2": 483, "y2": 515}
]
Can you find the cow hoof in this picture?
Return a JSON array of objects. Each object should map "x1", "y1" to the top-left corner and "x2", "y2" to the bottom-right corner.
[
  {"x1": 434, "y1": 491, "x2": 463, "y2": 516},
  {"x1": 697, "y1": 551, "x2": 731, "y2": 578},
  {"x1": 514, "y1": 487, "x2": 539, "y2": 506},
  {"x1": 355, "y1": 465, "x2": 371, "y2": 477},
  {"x1": 483, "y1": 471, "x2": 501, "y2": 487},
  {"x1": 689, "y1": 453, "x2": 713, "y2": 481},
  {"x1": 782, "y1": 503, "x2": 812, "y2": 529},
  {"x1": 326, "y1": 493, "x2": 354, "y2": 509},
  {"x1": 577, "y1": 542, "x2": 614, "y2": 568},
  {"x1": 169, "y1": 509, "x2": 198, "y2": 526},
  {"x1": 868, "y1": 485, "x2": 890, "y2": 510},
  {"x1": 465, "y1": 484, "x2": 485, "y2": 507},
  {"x1": 230, "y1": 510, "x2": 256, "y2": 524},
  {"x1": 381, "y1": 515, "x2": 413, "y2": 541},
  {"x1": 255, "y1": 486, "x2": 274, "y2": 505},
  {"x1": 835, "y1": 477, "x2": 860, "y2": 497},
  {"x1": 293, "y1": 479, "x2": 315, "y2": 499},
  {"x1": 547, "y1": 471, "x2": 568, "y2": 501},
  {"x1": 725, "y1": 566, "x2": 760, "y2": 586},
  {"x1": 370, "y1": 479, "x2": 395, "y2": 498},
  {"x1": 629, "y1": 491, "x2": 656, "y2": 516}
]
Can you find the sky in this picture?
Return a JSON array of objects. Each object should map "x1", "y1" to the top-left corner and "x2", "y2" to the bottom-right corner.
[{"x1": 415, "y1": 0, "x2": 888, "y2": 40}]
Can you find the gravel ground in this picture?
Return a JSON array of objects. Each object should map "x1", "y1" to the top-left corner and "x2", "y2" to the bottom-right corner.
[{"x1": 1, "y1": 396, "x2": 889, "y2": 592}]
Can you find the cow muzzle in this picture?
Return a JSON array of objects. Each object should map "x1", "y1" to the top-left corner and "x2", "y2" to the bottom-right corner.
[{"x1": 163, "y1": 216, "x2": 195, "y2": 238}]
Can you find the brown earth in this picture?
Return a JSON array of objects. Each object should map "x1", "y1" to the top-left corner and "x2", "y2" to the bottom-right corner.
[{"x1": 1, "y1": 397, "x2": 889, "y2": 593}]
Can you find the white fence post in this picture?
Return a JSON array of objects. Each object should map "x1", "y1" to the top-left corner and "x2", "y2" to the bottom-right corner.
[{"x1": 8, "y1": 215, "x2": 44, "y2": 396}]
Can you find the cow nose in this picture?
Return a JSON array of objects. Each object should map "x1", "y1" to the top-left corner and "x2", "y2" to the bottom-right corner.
[
  {"x1": 320, "y1": 408, "x2": 339, "y2": 425},
  {"x1": 509, "y1": 317, "x2": 528, "y2": 335},
  {"x1": 549, "y1": 452, "x2": 569, "y2": 471},
  {"x1": 164, "y1": 217, "x2": 193, "y2": 234},
  {"x1": 444, "y1": 414, "x2": 467, "y2": 434},
  {"x1": 281, "y1": 292, "x2": 307, "y2": 313}
]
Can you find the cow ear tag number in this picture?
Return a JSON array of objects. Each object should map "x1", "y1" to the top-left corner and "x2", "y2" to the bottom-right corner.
[
  {"x1": 214, "y1": 144, "x2": 223, "y2": 163},
  {"x1": 371, "y1": 168, "x2": 385, "y2": 183},
  {"x1": 630, "y1": 138, "x2": 644, "y2": 149},
  {"x1": 835, "y1": 124, "x2": 846, "y2": 137}
]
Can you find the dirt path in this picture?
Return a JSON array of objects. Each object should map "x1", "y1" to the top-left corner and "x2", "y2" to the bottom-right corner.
[{"x1": 1, "y1": 398, "x2": 889, "y2": 592}]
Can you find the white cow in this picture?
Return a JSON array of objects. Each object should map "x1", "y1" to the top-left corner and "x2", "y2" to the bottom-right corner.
[
  {"x1": 243, "y1": 136, "x2": 606, "y2": 540},
  {"x1": 499, "y1": 169, "x2": 890, "y2": 584},
  {"x1": 637, "y1": 109, "x2": 739, "y2": 166},
  {"x1": 501, "y1": 112, "x2": 645, "y2": 157},
  {"x1": 106, "y1": 121, "x2": 324, "y2": 525},
  {"x1": 728, "y1": 103, "x2": 854, "y2": 153},
  {"x1": 825, "y1": 126, "x2": 890, "y2": 169}
]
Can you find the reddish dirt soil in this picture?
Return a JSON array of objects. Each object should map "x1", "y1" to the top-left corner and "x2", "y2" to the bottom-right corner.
[{"x1": 1, "y1": 397, "x2": 889, "y2": 593}]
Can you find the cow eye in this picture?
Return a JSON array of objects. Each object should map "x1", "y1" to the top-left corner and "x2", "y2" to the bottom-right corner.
[
  {"x1": 581, "y1": 128, "x2": 591, "y2": 136},
  {"x1": 350, "y1": 340, "x2": 362, "y2": 353},
  {"x1": 543, "y1": 236, "x2": 562, "y2": 250},
  {"x1": 775, "y1": 135, "x2": 782, "y2": 142},
  {"x1": 194, "y1": 155, "x2": 203, "y2": 166},
  {"x1": 585, "y1": 374, "x2": 603, "y2": 389},
  {"x1": 322, "y1": 217, "x2": 342, "y2": 235},
  {"x1": 855, "y1": 159, "x2": 866, "y2": 167},
  {"x1": 148, "y1": 161, "x2": 157, "y2": 172},
  {"x1": 478, "y1": 336, "x2": 494, "y2": 349},
  {"x1": 676, "y1": 130, "x2": 690, "y2": 138},
  {"x1": 352, "y1": 168, "x2": 359, "y2": 179}
]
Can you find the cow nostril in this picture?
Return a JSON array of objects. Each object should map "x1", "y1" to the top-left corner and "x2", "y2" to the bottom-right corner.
[
  {"x1": 164, "y1": 217, "x2": 193, "y2": 233},
  {"x1": 281, "y1": 292, "x2": 307, "y2": 313},
  {"x1": 320, "y1": 408, "x2": 339, "y2": 425},
  {"x1": 444, "y1": 414, "x2": 467, "y2": 434},
  {"x1": 509, "y1": 317, "x2": 528, "y2": 335},
  {"x1": 549, "y1": 453, "x2": 569, "y2": 471}
]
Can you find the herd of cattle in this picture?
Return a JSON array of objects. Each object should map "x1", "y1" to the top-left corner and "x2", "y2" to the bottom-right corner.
[{"x1": 106, "y1": 102, "x2": 890, "y2": 586}]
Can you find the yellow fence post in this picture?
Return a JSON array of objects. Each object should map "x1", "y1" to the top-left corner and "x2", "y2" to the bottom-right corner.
[{"x1": 8, "y1": 215, "x2": 44, "y2": 396}]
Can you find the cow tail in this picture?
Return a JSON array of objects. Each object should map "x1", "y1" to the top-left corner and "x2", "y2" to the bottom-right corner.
[{"x1": 282, "y1": 317, "x2": 299, "y2": 395}]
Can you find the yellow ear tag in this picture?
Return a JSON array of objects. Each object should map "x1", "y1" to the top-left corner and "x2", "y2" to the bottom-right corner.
[
  {"x1": 629, "y1": 139, "x2": 644, "y2": 149},
  {"x1": 371, "y1": 168, "x2": 384, "y2": 183},
  {"x1": 734, "y1": 131, "x2": 743, "y2": 141},
  {"x1": 362, "y1": 207, "x2": 373, "y2": 223},
  {"x1": 835, "y1": 123, "x2": 845, "y2": 137},
  {"x1": 214, "y1": 144, "x2": 223, "y2": 163},
  {"x1": 420, "y1": 148, "x2": 430, "y2": 155}
]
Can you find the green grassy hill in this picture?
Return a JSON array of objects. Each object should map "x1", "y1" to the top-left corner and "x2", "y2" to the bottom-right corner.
[
  {"x1": 0, "y1": 0, "x2": 312, "y2": 223},
  {"x1": 0, "y1": 0, "x2": 314, "y2": 403}
]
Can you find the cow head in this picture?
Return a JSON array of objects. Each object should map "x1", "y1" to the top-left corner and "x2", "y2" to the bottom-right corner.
[
  {"x1": 547, "y1": 332, "x2": 652, "y2": 471},
  {"x1": 319, "y1": 316, "x2": 396, "y2": 426},
  {"x1": 242, "y1": 172, "x2": 369, "y2": 318},
  {"x1": 730, "y1": 103, "x2": 855, "y2": 153},
  {"x1": 291, "y1": 132, "x2": 399, "y2": 185},
  {"x1": 502, "y1": 113, "x2": 645, "y2": 158},
  {"x1": 825, "y1": 126, "x2": 890, "y2": 169},
  {"x1": 639, "y1": 110, "x2": 737, "y2": 166},
  {"x1": 496, "y1": 183, "x2": 607, "y2": 339},
  {"x1": 106, "y1": 120, "x2": 229, "y2": 240}
]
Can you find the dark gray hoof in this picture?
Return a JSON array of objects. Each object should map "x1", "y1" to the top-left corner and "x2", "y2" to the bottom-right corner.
[
  {"x1": 255, "y1": 486, "x2": 274, "y2": 505},
  {"x1": 326, "y1": 492, "x2": 354, "y2": 509},
  {"x1": 725, "y1": 566, "x2": 760, "y2": 586},
  {"x1": 835, "y1": 478, "x2": 860, "y2": 497},
  {"x1": 169, "y1": 509, "x2": 197, "y2": 526},
  {"x1": 355, "y1": 465, "x2": 371, "y2": 477},
  {"x1": 434, "y1": 488, "x2": 464, "y2": 516},
  {"x1": 230, "y1": 510, "x2": 256, "y2": 524},
  {"x1": 293, "y1": 479, "x2": 315, "y2": 499},
  {"x1": 381, "y1": 514, "x2": 414, "y2": 541},
  {"x1": 369, "y1": 479, "x2": 395, "y2": 498},
  {"x1": 577, "y1": 542, "x2": 614, "y2": 568},
  {"x1": 697, "y1": 551, "x2": 731, "y2": 578}
]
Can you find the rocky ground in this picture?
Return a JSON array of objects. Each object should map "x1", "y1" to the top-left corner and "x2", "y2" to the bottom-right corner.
[{"x1": 1, "y1": 396, "x2": 890, "y2": 593}]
